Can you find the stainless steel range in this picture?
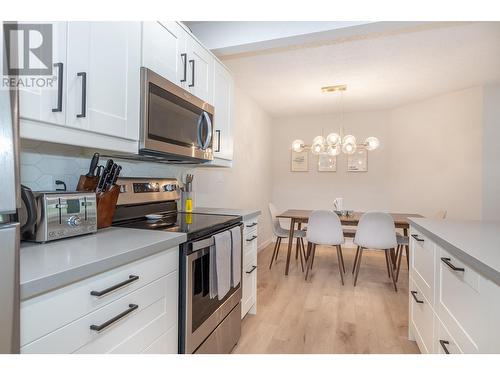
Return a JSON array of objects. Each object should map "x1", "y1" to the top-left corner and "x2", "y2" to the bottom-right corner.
[{"x1": 112, "y1": 177, "x2": 242, "y2": 354}]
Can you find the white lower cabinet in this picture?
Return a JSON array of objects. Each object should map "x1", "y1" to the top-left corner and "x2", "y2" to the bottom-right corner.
[
  {"x1": 241, "y1": 217, "x2": 259, "y2": 318},
  {"x1": 409, "y1": 225, "x2": 500, "y2": 353},
  {"x1": 21, "y1": 247, "x2": 179, "y2": 354}
]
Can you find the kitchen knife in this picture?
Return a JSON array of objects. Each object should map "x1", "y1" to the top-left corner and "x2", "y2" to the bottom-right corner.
[
  {"x1": 102, "y1": 159, "x2": 114, "y2": 176},
  {"x1": 108, "y1": 165, "x2": 122, "y2": 188},
  {"x1": 104, "y1": 164, "x2": 118, "y2": 191},
  {"x1": 86, "y1": 153, "x2": 100, "y2": 177},
  {"x1": 95, "y1": 165, "x2": 104, "y2": 178},
  {"x1": 96, "y1": 171, "x2": 109, "y2": 192}
]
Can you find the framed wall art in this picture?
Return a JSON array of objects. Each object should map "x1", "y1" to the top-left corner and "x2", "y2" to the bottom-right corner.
[
  {"x1": 347, "y1": 149, "x2": 368, "y2": 172},
  {"x1": 318, "y1": 154, "x2": 337, "y2": 172},
  {"x1": 291, "y1": 151, "x2": 308, "y2": 172}
]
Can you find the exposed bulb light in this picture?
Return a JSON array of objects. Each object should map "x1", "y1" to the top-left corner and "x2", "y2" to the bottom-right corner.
[
  {"x1": 291, "y1": 139, "x2": 305, "y2": 152},
  {"x1": 364, "y1": 136, "x2": 380, "y2": 151},
  {"x1": 311, "y1": 143, "x2": 323, "y2": 155},
  {"x1": 326, "y1": 132, "x2": 340, "y2": 146},
  {"x1": 326, "y1": 145, "x2": 341, "y2": 156},
  {"x1": 342, "y1": 142, "x2": 357, "y2": 155},
  {"x1": 312, "y1": 135, "x2": 326, "y2": 146},
  {"x1": 342, "y1": 135, "x2": 356, "y2": 145}
]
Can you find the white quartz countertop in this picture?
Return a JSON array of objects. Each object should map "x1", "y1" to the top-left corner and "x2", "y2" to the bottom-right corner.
[
  {"x1": 193, "y1": 207, "x2": 261, "y2": 221},
  {"x1": 408, "y1": 218, "x2": 500, "y2": 285},
  {"x1": 20, "y1": 227, "x2": 187, "y2": 300}
]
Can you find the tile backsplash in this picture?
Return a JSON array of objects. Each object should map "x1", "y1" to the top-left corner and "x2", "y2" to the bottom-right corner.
[{"x1": 20, "y1": 140, "x2": 195, "y2": 191}]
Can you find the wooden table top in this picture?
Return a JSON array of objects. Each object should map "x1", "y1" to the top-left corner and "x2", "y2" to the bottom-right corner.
[{"x1": 277, "y1": 209, "x2": 423, "y2": 228}]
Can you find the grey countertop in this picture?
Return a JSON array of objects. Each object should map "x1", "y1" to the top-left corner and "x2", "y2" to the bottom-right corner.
[
  {"x1": 193, "y1": 207, "x2": 261, "y2": 221},
  {"x1": 20, "y1": 228, "x2": 187, "y2": 300},
  {"x1": 408, "y1": 218, "x2": 500, "y2": 285}
]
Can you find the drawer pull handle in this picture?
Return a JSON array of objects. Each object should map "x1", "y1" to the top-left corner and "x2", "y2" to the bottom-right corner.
[
  {"x1": 246, "y1": 235, "x2": 258, "y2": 242},
  {"x1": 246, "y1": 265, "x2": 258, "y2": 274},
  {"x1": 439, "y1": 339, "x2": 451, "y2": 354},
  {"x1": 410, "y1": 290, "x2": 424, "y2": 304},
  {"x1": 90, "y1": 304, "x2": 138, "y2": 332},
  {"x1": 441, "y1": 257, "x2": 465, "y2": 272},
  {"x1": 246, "y1": 222, "x2": 258, "y2": 228},
  {"x1": 411, "y1": 234, "x2": 424, "y2": 242},
  {"x1": 90, "y1": 275, "x2": 139, "y2": 297}
]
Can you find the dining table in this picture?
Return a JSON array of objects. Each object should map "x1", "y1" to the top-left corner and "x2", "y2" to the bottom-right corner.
[{"x1": 276, "y1": 209, "x2": 424, "y2": 275}]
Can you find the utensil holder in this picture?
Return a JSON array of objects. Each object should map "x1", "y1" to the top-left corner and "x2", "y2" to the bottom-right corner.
[
  {"x1": 96, "y1": 184, "x2": 120, "y2": 229},
  {"x1": 180, "y1": 191, "x2": 194, "y2": 212},
  {"x1": 77, "y1": 175, "x2": 99, "y2": 192}
]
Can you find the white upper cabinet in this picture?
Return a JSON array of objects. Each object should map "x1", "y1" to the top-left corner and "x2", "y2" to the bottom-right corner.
[
  {"x1": 66, "y1": 22, "x2": 141, "y2": 140},
  {"x1": 213, "y1": 61, "x2": 234, "y2": 161},
  {"x1": 19, "y1": 22, "x2": 68, "y2": 126},
  {"x1": 186, "y1": 37, "x2": 214, "y2": 104},
  {"x1": 142, "y1": 22, "x2": 187, "y2": 87}
]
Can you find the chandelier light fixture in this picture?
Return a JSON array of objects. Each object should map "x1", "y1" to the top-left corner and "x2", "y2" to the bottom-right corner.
[{"x1": 291, "y1": 85, "x2": 380, "y2": 155}]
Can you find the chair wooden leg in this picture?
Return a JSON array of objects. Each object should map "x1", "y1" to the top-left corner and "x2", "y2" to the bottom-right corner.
[
  {"x1": 387, "y1": 249, "x2": 398, "y2": 292},
  {"x1": 300, "y1": 238, "x2": 307, "y2": 262},
  {"x1": 384, "y1": 250, "x2": 391, "y2": 278},
  {"x1": 305, "y1": 244, "x2": 316, "y2": 281},
  {"x1": 353, "y1": 247, "x2": 364, "y2": 286},
  {"x1": 274, "y1": 237, "x2": 281, "y2": 262},
  {"x1": 352, "y1": 246, "x2": 360, "y2": 274},
  {"x1": 339, "y1": 245, "x2": 346, "y2": 273},
  {"x1": 395, "y1": 244, "x2": 404, "y2": 282},
  {"x1": 390, "y1": 248, "x2": 397, "y2": 268},
  {"x1": 311, "y1": 244, "x2": 316, "y2": 269},
  {"x1": 336, "y1": 245, "x2": 345, "y2": 285},
  {"x1": 405, "y1": 245, "x2": 410, "y2": 269},
  {"x1": 298, "y1": 238, "x2": 305, "y2": 272},
  {"x1": 269, "y1": 238, "x2": 280, "y2": 269}
]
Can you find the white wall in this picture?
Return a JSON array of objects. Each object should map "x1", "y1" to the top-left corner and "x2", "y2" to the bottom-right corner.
[
  {"x1": 193, "y1": 86, "x2": 274, "y2": 248},
  {"x1": 482, "y1": 82, "x2": 500, "y2": 220},
  {"x1": 271, "y1": 86, "x2": 483, "y2": 220}
]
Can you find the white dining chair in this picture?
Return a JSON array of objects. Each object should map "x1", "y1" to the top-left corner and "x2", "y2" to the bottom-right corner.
[
  {"x1": 395, "y1": 209, "x2": 447, "y2": 282},
  {"x1": 268, "y1": 203, "x2": 307, "y2": 270},
  {"x1": 304, "y1": 210, "x2": 346, "y2": 284},
  {"x1": 353, "y1": 212, "x2": 398, "y2": 291}
]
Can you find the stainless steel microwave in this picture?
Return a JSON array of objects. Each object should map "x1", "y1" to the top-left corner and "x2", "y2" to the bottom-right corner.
[{"x1": 139, "y1": 67, "x2": 214, "y2": 163}]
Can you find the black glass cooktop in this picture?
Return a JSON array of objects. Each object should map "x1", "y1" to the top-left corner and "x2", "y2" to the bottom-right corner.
[{"x1": 113, "y1": 212, "x2": 242, "y2": 241}]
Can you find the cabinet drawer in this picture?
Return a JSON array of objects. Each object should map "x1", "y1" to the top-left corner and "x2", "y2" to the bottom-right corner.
[
  {"x1": 244, "y1": 231, "x2": 258, "y2": 258},
  {"x1": 244, "y1": 218, "x2": 259, "y2": 235},
  {"x1": 410, "y1": 227, "x2": 435, "y2": 305},
  {"x1": 409, "y1": 278, "x2": 435, "y2": 354},
  {"x1": 22, "y1": 272, "x2": 177, "y2": 354},
  {"x1": 436, "y1": 318, "x2": 462, "y2": 354},
  {"x1": 437, "y1": 247, "x2": 480, "y2": 353},
  {"x1": 21, "y1": 248, "x2": 178, "y2": 346},
  {"x1": 241, "y1": 261, "x2": 257, "y2": 318}
]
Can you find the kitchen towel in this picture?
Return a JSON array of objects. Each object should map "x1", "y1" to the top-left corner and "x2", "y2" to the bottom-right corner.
[
  {"x1": 210, "y1": 230, "x2": 232, "y2": 300},
  {"x1": 230, "y1": 226, "x2": 242, "y2": 288}
]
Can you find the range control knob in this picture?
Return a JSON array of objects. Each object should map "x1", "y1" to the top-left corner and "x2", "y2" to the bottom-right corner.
[
  {"x1": 163, "y1": 184, "x2": 176, "y2": 192},
  {"x1": 67, "y1": 216, "x2": 82, "y2": 227}
]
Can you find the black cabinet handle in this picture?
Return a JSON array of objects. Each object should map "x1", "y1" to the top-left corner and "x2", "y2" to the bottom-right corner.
[
  {"x1": 246, "y1": 235, "x2": 257, "y2": 242},
  {"x1": 189, "y1": 59, "x2": 195, "y2": 87},
  {"x1": 52, "y1": 62, "x2": 63, "y2": 112},
  {"x1": 90, "y1": 304, "x2": 138, "y2": 332},
  {"x1": 214, "y1": 129, "x2": 221, "y2": 152},
  {"x1": 411, "y1": 290, "x2": 424, "y2": 304},
  {"x1": 246, "y1": 265, "x2": 257, "y2": 274},
  {"x1": 439, "y1": 339, "x2": 450, "y2": 354},
  {"x1": 441, "y1": 257, "x2": 465, "y2": 272},
  {"x1": 90, "y1": 275, "x2": 139, "y2": 297},
  {"x1": 180, "y1": 53, "x2": 187, "y2": 83},
  {"x1": 77, "y1": 72, "x2": 87, "y2": 118},
  {"x1": 411, "y1": 234, "x2": 424, "y2": 242},
  {"x1": 246, "y1": 222, "x2": 258, "y2": 228}
]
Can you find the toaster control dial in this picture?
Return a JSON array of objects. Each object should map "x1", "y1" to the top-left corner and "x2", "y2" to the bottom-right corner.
[{"x1": 67, "y1": 216, "x2": 82, "y2": 227}]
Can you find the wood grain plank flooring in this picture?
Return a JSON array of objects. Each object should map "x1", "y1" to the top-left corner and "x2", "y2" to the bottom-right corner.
[{"x1": 233, "y1": 242, "x2": 420, "y2": 354}]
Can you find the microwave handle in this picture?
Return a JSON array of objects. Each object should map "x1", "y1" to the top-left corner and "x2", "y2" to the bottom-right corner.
[{"x1": 197, "y1": 111, "x2": 213, "y2": 150}]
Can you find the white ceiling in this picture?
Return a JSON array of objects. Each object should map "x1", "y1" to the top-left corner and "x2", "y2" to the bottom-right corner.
[{"x1": 214, "y1": 22, "x2": 500, "y2": 117}]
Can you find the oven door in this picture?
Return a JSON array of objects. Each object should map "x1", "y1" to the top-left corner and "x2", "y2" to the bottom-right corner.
[
  {"x1": 140, "y1": 67, "x2": 214, "y2": 162},
  {"x1": 183, "y1": 227, "x2": 242, "y2": 353}
]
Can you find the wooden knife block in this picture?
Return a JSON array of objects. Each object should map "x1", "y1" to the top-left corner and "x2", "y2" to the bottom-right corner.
[
  {"x1": 96, "y1": 184, "x2": 121, "y2": 229},
  {"x1": 76, "y1": 174, "x2": 120, "y2": 229},
  {"x1": 77, "y1": 175, "x2": 99, "y2": 192}
]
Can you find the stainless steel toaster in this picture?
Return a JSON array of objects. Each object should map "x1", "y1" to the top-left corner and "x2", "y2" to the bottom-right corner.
[{"x1": 20, "y1": 186, "x2": 97, "y2": 242}]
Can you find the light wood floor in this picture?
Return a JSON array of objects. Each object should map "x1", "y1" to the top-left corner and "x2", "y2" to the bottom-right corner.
[{"x1": 233, "y1": 242, "x2": 420, "y2": 354}]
